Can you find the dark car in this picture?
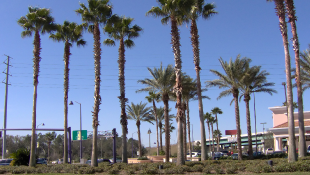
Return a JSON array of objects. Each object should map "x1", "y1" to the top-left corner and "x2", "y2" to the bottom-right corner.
[
  {"x1": 253, "y1": 151, "x2": 262, "y2": 157},
  {"x1": 231, "y1": 153, "x2": 238, "y2": 160},
  {"x1": 213, "y1": 152, "x2": 223, "y2": 160},
  {"x1": 0, "y1": 159, "x2": 12, "y2": 166},
  {"x1": 36, "y1": 158, "x2": 47, "y2": 165}
]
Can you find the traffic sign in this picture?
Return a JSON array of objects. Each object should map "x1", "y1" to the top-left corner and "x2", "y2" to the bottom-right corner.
[{"x1": 72, "y1": 130, "x2": 87, "y2": 140}]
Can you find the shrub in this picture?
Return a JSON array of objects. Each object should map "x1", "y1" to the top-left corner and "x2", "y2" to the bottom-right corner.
[
  {"x1": 159, "y1": 150, "x2": 165, "y2": 155},
  {"x1": 140, "y1": 167, "x2": 158, "y2": 174},
  {"x1": 137, "y1": 156, "x2": 148, "y2": 160},
  {"x1": 9, "y1": 148, "x2": 30, "y2": 166},
  {"x1": 213, "y1": 165, "x2": 224, "y2": 174},
  {"x1": 126, "y1": 169, "x2": 135, "y2": 175},
  {"x1": 164, "y1": 166, "x2": 185, "y2": 174},
  {"x1": 225, "y1": 165, "x2": 238, "y2": 174},
  {"x1": 107, "y1": 167, "x2": 119, "y2": 174},
  {"x1": 202, "y1": 166, "x2": 212, "y2": 174},
  {"x1": 191, "y1": 164, "x2": 204, "y2": 172}
]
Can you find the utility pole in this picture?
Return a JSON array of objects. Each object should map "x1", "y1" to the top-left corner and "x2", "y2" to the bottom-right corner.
[{"x1": 2, "y1": 55, "x2": 12, "y2": 159}]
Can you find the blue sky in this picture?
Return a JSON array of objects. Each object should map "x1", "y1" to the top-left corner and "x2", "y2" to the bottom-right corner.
[{"x1": 0, "y1": 0, "x2": 310, "y2": 148}]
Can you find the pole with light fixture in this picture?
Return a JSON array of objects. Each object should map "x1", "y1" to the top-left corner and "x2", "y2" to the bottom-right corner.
[
  {"x1": 36, "y1": 123, "x2": 44, "y2": 155},
  {"x1": 260, "y1": 122, "x2": 267, "y2": 135},
  {"x1": 69, "y1": 101, "x2": 82, "y2": 162}
]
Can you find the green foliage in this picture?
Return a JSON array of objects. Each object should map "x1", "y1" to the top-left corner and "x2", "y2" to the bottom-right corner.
[
  {"x1": 159, "y1": 150, "x2": 165, "y2": 155},
  {"x1": 191, "y1": 164, "x2": 204, "y2": 172},
  {"x1": 202, "y1": 166, "x2": 212, "y2": 174},
  {"x1": 9, "y1": 148, "x2": 30, "y2": 166},
  {"x1": 137, "y1": 156, "x2": 149, "y2": 160},
  {"x1": 164, "y1": 165, "x2": 185, "y2": 174}
]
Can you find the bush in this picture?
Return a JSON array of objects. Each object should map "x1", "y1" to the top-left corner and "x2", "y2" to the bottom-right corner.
[
  {"x1": 137, "y1": 156, "x2": 148, "y2": 160},
  {"x1": 164, "y1": 166, "x2": 185, "y2": 174},
  {"x1": 140, "y1": 167, "x2": 158, "y2": 174},
  {"x1": 202, "y1": 166, "x2": 212, "y2": 174},
  {"x1": 159, "y1": 150, "x2": 165, "y2": 155},
  {"x1": 191, "y1": 164, "x2": 204, "y2": 172},
  {"x1": 225, "y1": 165, "x2": 238, "y2": 174},
  {"x1": 9, "y1": 148, "x2": 30, "y2": 166}
]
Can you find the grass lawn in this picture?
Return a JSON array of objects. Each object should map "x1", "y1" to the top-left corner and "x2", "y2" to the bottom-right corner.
[{"x1": 21, "y1": 172, "x2": 310, "y2": 175}]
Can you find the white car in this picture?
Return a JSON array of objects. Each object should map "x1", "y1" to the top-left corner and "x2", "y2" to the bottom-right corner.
[
  {"x1": 186, "y1": 152, "x2": 201, "y2": 158},
  {"x1": 266, "y1": 148, "x2": 274, "y2": 155}
]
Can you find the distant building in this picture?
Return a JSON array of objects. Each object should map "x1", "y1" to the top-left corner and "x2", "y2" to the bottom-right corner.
[{"x1": 269, "y1": 106, "x2": 310, "y2": 151}]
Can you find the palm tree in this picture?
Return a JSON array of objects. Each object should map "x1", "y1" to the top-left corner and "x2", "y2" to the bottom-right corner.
[
  {"x1": 187, "y1": 0, "x2": 217, "y2": 161},
  {"x1": 270, "y1": 0, "x2": 296, "y2": 162},
  {"x1": 49, "y1": 21, "x2": 86, "y2": 164},
  {"x1": 76, "y1": 0, "x2": 112, "y2": 166},
  {"x1": 145, "y1": 92, "x2": 161, "y2": 156},
  {"x1": 17, "y1": 7, "x2": 56, "y2": 167},
  {"x1": 45, "y1": 132, "x2": 56, "y2": 163},
  {"x1": 213, "y1": 130, "x2": 222, "y2": 142},
  {"x1": 211, "y1": 107, "x2": 222, "y2": 152},
  {"x1": 137, "y1": 64, "x2": 175, "y2": 161},
  {"x1": 127, "y1": 102, "x2": 153, "y2": 157},
  {"x1": 103, "y1": 15, "x2": 142, "y2": 163},
  {"x1": 293, "y1": 45, "x2": 310, "y2": 91},
  {"x1": 239, "y1": 65, "x2": 276, "y2": 159},
  {"x1": 206, "y1": 55, "x2": 250, "y2": 160},
  {"x1": 154, "y1": 107, "x2": 174, "y2": 151},
  {"x1": 147, "y1": 0, "x2": 194, "y2": 165},
  {"x1": 209, "y1": 116, "x2": 216, "y2": 152},
  {"x1": 284, "y1": 0, "x2": 306, "y2": 158},
  {"x1": 204, "y1": 112, "x2": 212, "y2": 155}
]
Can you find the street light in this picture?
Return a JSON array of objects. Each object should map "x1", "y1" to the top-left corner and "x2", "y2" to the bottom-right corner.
[
  {"x1": 260, "y1": 122, "x2": 267, "y2": 134},
  {"x1": 132, "y1": 132, "x2": 137, "y2": 158},
  {"x1": 69, "y1": 101, "x2": 82, "y2": 162},
  {"x1": 148, "y1": 129, "x2": 152, "y2": 156},
  {"x1": 36, "y1": 123, "x2": 45, "y2": 154}
]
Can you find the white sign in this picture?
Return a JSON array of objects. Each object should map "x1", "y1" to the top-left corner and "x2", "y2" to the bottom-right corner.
[{"x1": 227, "y1": 137, "x2": 237, "y2": 143}]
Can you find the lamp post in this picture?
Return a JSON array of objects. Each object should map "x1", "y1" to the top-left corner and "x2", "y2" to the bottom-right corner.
[
  {"x1": 36, "y1": 123, "x2": 44, "y2": 155},
  {"x1": 131, "y1": 132, "x2": 137, "y2": 158},
  {"x1": 147, "y1": 129, "x2": 152, "y2": 156},
  {"x1": 260, "y1": 122, "x2": 267, "y2": 134},
  {"x1": 69, "y1": 101, "x2": 82, "y2": 162}
]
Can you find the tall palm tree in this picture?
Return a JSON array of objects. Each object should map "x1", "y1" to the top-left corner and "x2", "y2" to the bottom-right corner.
[
  {"x1": 75, "y1": 0, "x2": 112, "y2": 166},
  {"x1": 45, "y1": 132, "x2": 56, "y2": 163},
  {"x1": 49, "y1": 21, "x2": 86, "y2": 164},
  {"x1": 211, "y1": 107, "x2": 222, "y2": 152},
  {"x1": 137, "y1": 64, "x2": 175, "y2": 161},
  {"x1": 127, "y1": 102, "x2": 153, "y2": 157},
  {"x1": 209, "y1": 116, "x2": 216, "y2": 152},
  {"x1": 293, "y1": 45, "x2": 310, "y2": 91},
  {"x1": 270, "y1": 0, "x2": 296, "y2": 162},
  {"x1": 147, "y1": 0, "x2": 193, "y2": 165},
  {"x1": 104, "y1": 15, "x2": 142, "y2": 163},
  {"x1": 284, "y1": 0, "x2": 306, "y2": 158},
  {"x1": 239, "y1": 65, "x2": 276, "y2": 159},
  {"x1": 204, "y1": 112, "x2": 212, "y2": 155},
  {"x1": 206, "y1": 55, "x2": 250, "y2": 160},
  {"x1": 145, "y1": 92, "x2": 161, "y2": 156},
  {"x1": 17, "y1": 7, "x2": 56, "y2": 167},
  {"x1": 187, "y1": 0, "x2": 217, "y2": 161}
]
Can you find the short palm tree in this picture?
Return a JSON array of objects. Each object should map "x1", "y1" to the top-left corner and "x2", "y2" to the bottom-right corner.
[
  {"x1": 206, "y1": 55, "x2": 250, "y2": 160},
  {"x1": 76, "y1": 0, "x2": 112, "y2": 166},
  {"x1": 211, "y1": 107, "x2": 222, "y2": 152},
  {"x1": 154, "y1": 107, "x2": 174, "y2": 151},
  {"x1": 147, "y1": 0, "x2": 193, "y2": 165},
  {"x1": 49, "y1": 20, "x2": 86, "y2": 164},
  {"x1": 239, "y1": 65, "x2": 276, "y2": 159},
  {"x1": 127, "y1": 102, "x2": 153, "y2": 157},
  {"x1": 187, "y1": 0, "x2": 217, "y2": 161},
  {"x1": 270, "y1": 0, "x2": 296, "y2": 162},
  {"x1": 45, "y1": 132, "x2": 56, "y2": 162},
  {"x1": 145, "y1": 92, "x2": 161, "y2": 156},
  {"x1": 285, "y1": 0, "x2": 306, "y2": 157},
  {"x1": 17, "y1": 7, "x2": 56, "y2": 167},
  {"x1": 137, "y1": 63, "x2": 175, "y2": 161},
  {"x1": 104, "y1": 15, "x2": 142, "y2": 162},
  {"x1": 204, "y1": 112, "x2": 212, "y2": 154}
]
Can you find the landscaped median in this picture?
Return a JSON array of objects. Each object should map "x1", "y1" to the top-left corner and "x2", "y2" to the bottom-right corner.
[{"x1": 0, "y1": 157, "x2": 310, "y2": 174}]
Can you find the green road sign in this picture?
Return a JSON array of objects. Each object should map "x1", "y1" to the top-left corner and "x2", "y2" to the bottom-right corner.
[{"x1": 72, "y1": 130, "x2": 87, "y2": 140}]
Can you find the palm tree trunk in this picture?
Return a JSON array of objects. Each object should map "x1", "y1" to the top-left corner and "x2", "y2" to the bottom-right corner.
[
  {"x1": 244, "y1": 94, "x2": 253, "y2": 159},
  {"x1": 163, "y1": 93, "x2": 170, "y2": 161},
  {"x1": 182, "y1": 102, "x2": 187, "y2": 161},
  {"x1": 274, "y1": 0, "x2": 296, "y2": 162},
  {"x1": 215, "y1": 114, "x2": 219, "y2": 152},
  {"x1": 207, "y1": 122, "x2": 211, "y2": 155},
  {"x1": 171, "y1": 15, "x2": 184, "y2": 165},
  {"x1": 159, "y1": 124, "x2": 163, "y2": 152},
  {"x1": 63, "y1": 40, "x2": 70, "y2": 164},
  {"x1": 211, "y1": 124, "x2": 214, "y2": 152},
  {"x1": 285, "y1": 0, "x2": 306, "y2": 157},
  {"x1": 137, "y1": 124, "x2": 142, "y2": 157},
  {"x1": 190, "y1": 18, "x2": 206, "y2": 161},
  {"x1": 29, "y1": 30, "x2": 41, "y2": 167},
  {"x1": 186, "y1": 100, "x2": 192, "y2": 158},
  {"x1": 118, "y1": 38, "x2": 128, "y2": 163},
  {"x1": 233, "y1": 88, "x2": 242, "y2": 160},
  {"x1": 91, "y1": 22, "x2": 101, "y2": 167},
  {"x1": 152, "y1": 100, "x2": 159, "y2": 156}
]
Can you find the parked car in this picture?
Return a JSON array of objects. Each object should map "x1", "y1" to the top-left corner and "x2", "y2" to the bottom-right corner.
[
  {"x1": 273, "y1": 150, "x2": 284, "y2": 154},
  {"x1": 109, "y1": 158, "x2": 122, "y2": 163},
  {"x1": 307, "y1": 145, "x2": 310, "y2": 153},
  {"x1": 220, "y1": 150, "x2": 229, "y2": 156},
  {"x1": 51, "y1": 160, "x2": 58, "y2": 164},
  {"x1": 213, "y1": 152, "x2": 223, "y2": 160},
  {"x1": 36, "y1": 158, "x2": 47, "y2": 165},
  {"x1": 266, "y1": 148, "x2": 274, "y2": 155},
  {"x1": 231, "y1": 153, "x2": 238, "y2": 160},
  {"x1": 253, "y1": 151, "x2": 262, "y2": 157},
  {"x1": 0, "y1": 159, "x2": 12, "y2": 166},
  {"x1": 186, "y1": 151, "x2": 201, "y2": 158}
]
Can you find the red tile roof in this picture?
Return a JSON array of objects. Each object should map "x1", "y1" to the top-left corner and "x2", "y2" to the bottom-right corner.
[{"x1": 274, "y1": 120, "x2": 310, "y2": 128}]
